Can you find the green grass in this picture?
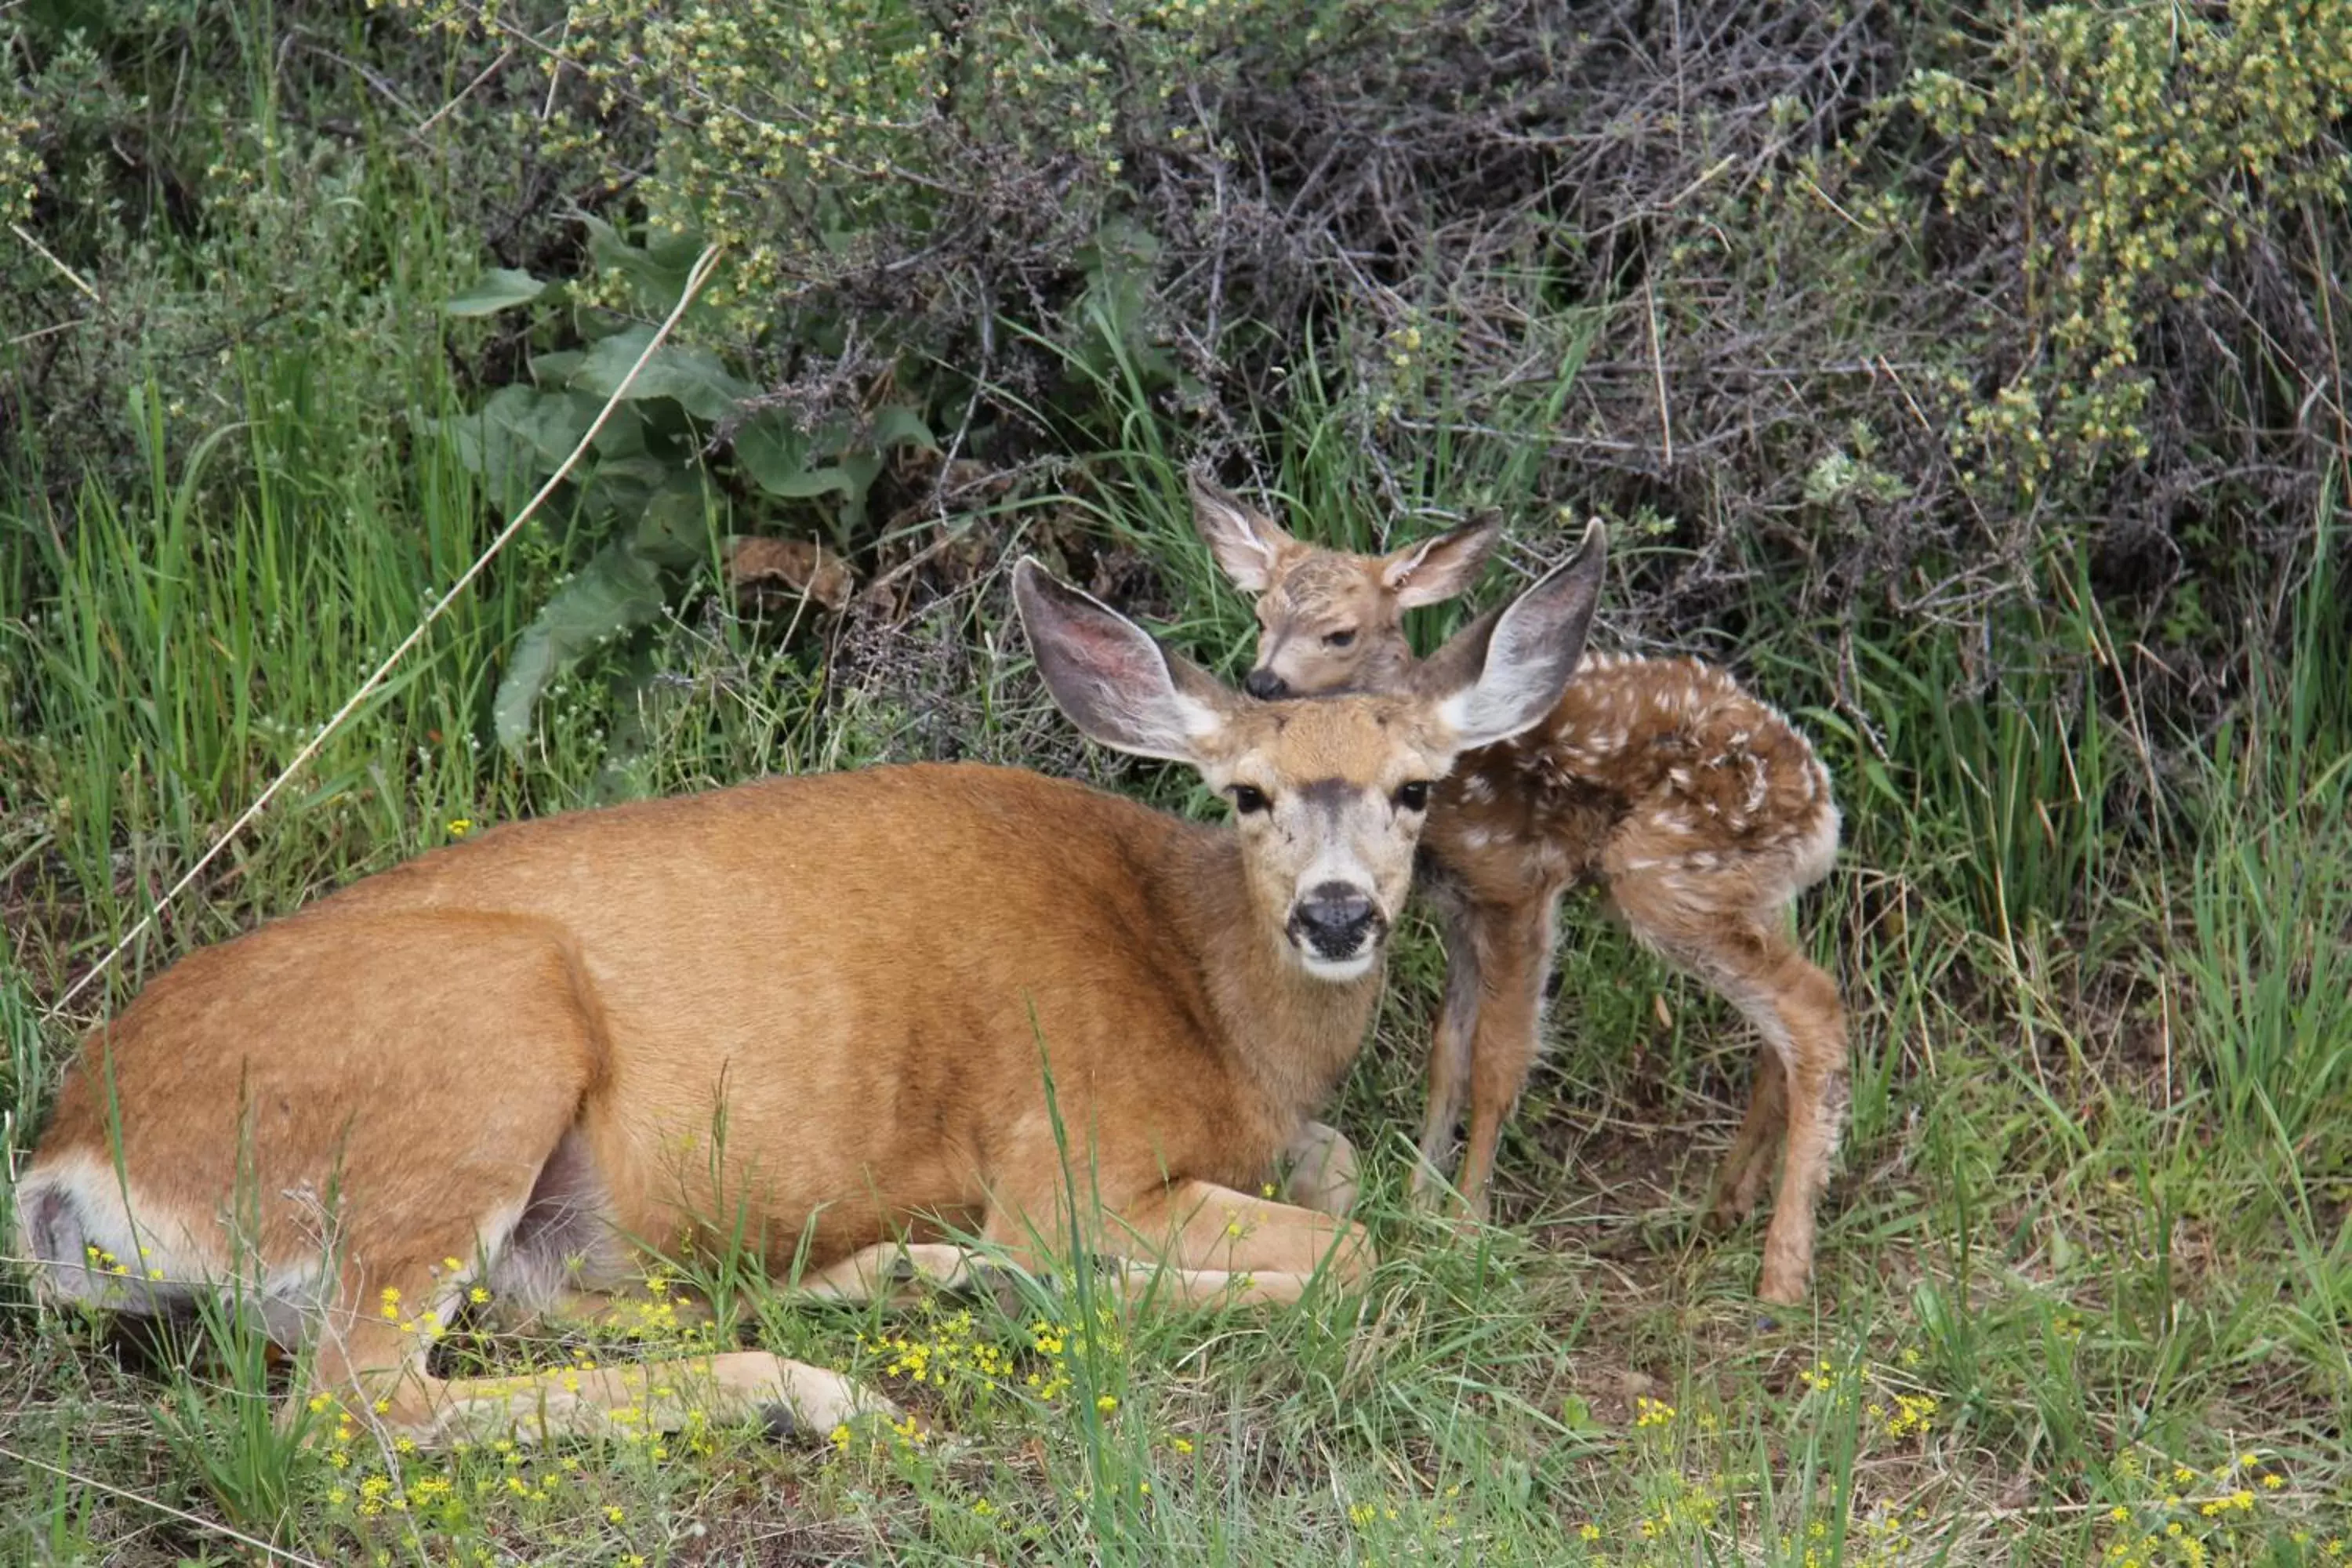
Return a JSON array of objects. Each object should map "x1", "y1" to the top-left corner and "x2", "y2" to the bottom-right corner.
[
  {"x1": 6, "y1": 391, "x2": 2348, "y2": 1565},
  {"x1": 5, "y1": 30, "x2": 2352, "y2": 1568}
]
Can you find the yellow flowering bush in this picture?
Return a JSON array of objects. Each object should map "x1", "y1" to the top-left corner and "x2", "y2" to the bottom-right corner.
[
  {"x1": 376, "y1": 0, "x2": 1443, "y2": 346},
  {"x1": 1913, "y1": 0, "x2": 2352, "y2": 492}
]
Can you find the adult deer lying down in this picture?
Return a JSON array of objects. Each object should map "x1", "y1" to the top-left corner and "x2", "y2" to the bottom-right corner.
[
  {"x1": 1192, "y1": 474, "x2": 1844, "y2": 1305},
  {"x1": 12, "y1": 543, "x2": 1604, "y2": 1446}
]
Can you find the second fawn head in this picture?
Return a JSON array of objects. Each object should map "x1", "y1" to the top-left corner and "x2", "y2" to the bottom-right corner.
[{"x1": 1187, "y1": 472, "x2": 1512, "y2": 702}]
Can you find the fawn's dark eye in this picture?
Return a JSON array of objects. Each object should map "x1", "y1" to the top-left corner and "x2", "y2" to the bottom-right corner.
[
  {"x1": 1393, "y1": 780, "x2": 1432, "y2": 813},
  {"x1": 1229, "y1": 784, "x2": 1271, "y2": 815},
  {"x1": 1323, "y1": 627, "x2": 1357, "y2": 648}
]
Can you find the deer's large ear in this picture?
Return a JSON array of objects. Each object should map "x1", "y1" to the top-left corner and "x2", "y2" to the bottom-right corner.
[
  {"x1": 1014, "y1": 557, "x2": 1232, "y2": 762},
  {"x1": 1189, "y1": 470, "x2": 1297, "y2": 593},
  {"x1": 1415, "y1": 520, "x2": 1606, "y2": 752},
  {"x1": 1379, "y1": 516, "x2": 1504, "y2": 608}
]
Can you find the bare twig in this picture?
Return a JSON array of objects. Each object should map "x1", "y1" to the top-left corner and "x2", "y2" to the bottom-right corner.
[{"x1": 9, "y1": 222, "x2": 100, "y2": 301}]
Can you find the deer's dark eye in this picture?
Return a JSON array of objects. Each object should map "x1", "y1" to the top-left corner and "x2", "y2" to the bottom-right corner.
[
  {"x1": 1229, "y1": 784, "x2": 1271, "y2": 815},
  {"x1": 1394, "y1": 780, "x2": 1432, "y2": 812},
  {"x1": 1323, "y1": 628, "x2": 1358, "y2": 648}
]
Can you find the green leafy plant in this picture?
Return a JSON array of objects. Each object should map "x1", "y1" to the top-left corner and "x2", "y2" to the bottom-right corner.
[{"x1": 437, "y1": 218, "x2": 936, "y2": 754}]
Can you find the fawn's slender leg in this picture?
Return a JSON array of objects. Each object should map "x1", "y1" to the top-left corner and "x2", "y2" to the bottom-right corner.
[
  {"x1": 1412, "y1": 891, "x2": 1484, "y2": 1200},
  {"x1": 1705, "y1": 1047, "x2": 1788, "y2": 1227},
  {"x1": 1690, "y1": 923, "x2": 1847, "y2": 1305},
  {"x1": 1748, "y1": 935, "x2": 1846, "y2": 1304},
  {"x1": 1607, "y1": 848, "x2": 1847, "y2": 1303},
  {"x1": 1450, "y1": 892, "x2": 1562, "y2": 1219}
]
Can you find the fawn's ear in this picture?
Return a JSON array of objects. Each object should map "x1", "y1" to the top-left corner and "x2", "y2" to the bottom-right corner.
[
  {"x1": 1189, "y1": 470, "x2": 1298, "y2": 593},
  {"x1": 1014, "y1": 557, "x2": 1233, "y2": 763},
  {"x1": 1379, "y1": 516, "x2": 1504, "y2": 608},
  {"x1": 1415, "y1": 519, "x2": 1606, "y2": 751}
]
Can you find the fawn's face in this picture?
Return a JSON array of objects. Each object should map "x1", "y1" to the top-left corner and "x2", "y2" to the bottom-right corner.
[
  {"x1": 1014, "y1": 516, "x2": 1605, "y2": 981},
  {"x1": 1244, "y1": 555, "x2": 1417, "y2": 701},
  {"x1": 1188, "y1": 474, "x2": 1505, "y2": 701}
]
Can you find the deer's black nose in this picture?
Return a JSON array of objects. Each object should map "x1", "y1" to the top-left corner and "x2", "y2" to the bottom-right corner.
[
  {"x1": 1243, "y1": 667, "x2": 1290, "y2": 700},
  {"x1": 1289, "y1": 882, "x2": 1381, "y2": 958}
]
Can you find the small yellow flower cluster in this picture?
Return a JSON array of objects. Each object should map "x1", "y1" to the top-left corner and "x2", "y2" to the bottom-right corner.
[
  {"x1": 79, "y1": 1243, "x2": 165, "y2": 1285},
  {"x1": 1797, "y1": 1359, "x2": 1846, "y2": 1395},
  {"x1": 1342, "y1": 1480, "x2": 1470, "y2": 1540},
  {"x1": 1795, "y1": 1346, "x2": 1940, "y2": 1449},
  {"x1": 862, "y1": 1306, "x2": 1019, "y2": 1400},
  {"x1": 2095, "y1": 1445, "x2": 2306, "y2": 1568},
  {"x1": 587, "y1": 1275, "x2": 713, "y2": 1351},
  {"x1": 307, "y1": 1388, "x2": 676, "y2": 1559},
  {"x1": 376, "y1": 1283, "x2": 448, "y2": 1338},
  {"x1": 1869, "y1": 1392, "x2": 1936, "y2": 1440}
]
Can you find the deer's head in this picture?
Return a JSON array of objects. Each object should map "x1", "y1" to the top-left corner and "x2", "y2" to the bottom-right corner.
[{"x1": 1013, "y1": 521, "x2": 1604, "y2": 980}]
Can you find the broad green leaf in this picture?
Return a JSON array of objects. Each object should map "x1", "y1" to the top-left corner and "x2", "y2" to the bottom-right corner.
[
  {"x1": 444, "y1": 267, "x2": 549, "y2": 316},
  {"x1": 529, "y1": 349, "x2": 584, "y2": 386},
  {"x1": 759, "y1": 463, "x2": 856, "y2": 501},
  {"x1": 581, "y1": 215, "x2": 707, "y2": 316},
  {"x1": 731, "y1": 416, "x2": 809, "y2": 495},
  {"x1": 868, "y1": 405, "x2": 935, "y2": 452},
  {"x1": 1073, "y1": 216, "x2": 1184, "y2": 392},
  {"x1": 502, "y1": 390, "x2": 604, "y2": 471},
  {"x1": 632, "y1": 476, "x2": 715, "y2": 567},
  {"x1": 579, "y1": 456, "x2": 691, "y2": 528},
  {"x1": 835, "y1": 449, "x2": 886, "y2": 533},
  {"x1": 493, "y1": 539, "x2": 668, "y2": 754},
  {"x1": 588, "y1": 406, "x2": 653, "y2": 462},
  {"x1": 568, "y1": 327, "x2": 757, "y2": 423},
  {"x1": 437, "y1": 383, "x2": 557, "y2": 506}
]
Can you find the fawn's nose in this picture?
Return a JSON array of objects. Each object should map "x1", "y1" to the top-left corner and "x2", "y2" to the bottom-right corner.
[
  {"x1": 1288, "y1": 881, "x2": 1381, "y2": 960},
  {"x1": 1243, "y1": 666, "x2": 1290, "y2": 701}
]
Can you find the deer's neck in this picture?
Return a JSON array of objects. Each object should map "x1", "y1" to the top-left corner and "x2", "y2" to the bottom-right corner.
[{"x1": 1163, "y1": 827, "x2": 1384, "y2": 1134}]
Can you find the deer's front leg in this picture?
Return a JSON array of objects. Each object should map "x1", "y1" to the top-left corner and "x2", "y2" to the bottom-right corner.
[
  {"x1": 1277, "y1": 1121, "x2": 1360, "y2": 1217},
  {"x1": 1094, "y1": 1179, "x2": 1377, "y2": 1307}
]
